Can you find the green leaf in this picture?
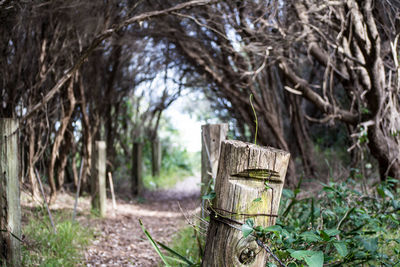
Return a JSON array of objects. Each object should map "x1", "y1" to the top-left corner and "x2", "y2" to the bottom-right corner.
[
  {"x1": 305, "y1": 251, "x2": 324, "y2": 267},
  {"x1": 202, "y1": 192, "x2": 216, "y2": 200},
  {"x1": 300, "y1": 231, "x2": 322, "y2": 242},
  {"x1": 253, "y1": 197, "x2": 262, "y2": 202},
  {"x1": 282, "y1": 189, "x2": 294, "y2": 198},
  {"x1": 361, "y1": 238, "x2": 378, "y2": 252},
  {"x1": 157, "y1": 241, "x2": 194, "y2": 265},
  {"x1": 377, "y1": 187, "x2": 385, "y2": 198},
  {"x1": 264, "y1": 225, "x2": 282, "y2": 233},
  {"x1": 291, "y1": 250, "x2": 324, "y2": 267},
  {"x1": 324, "y1": 229, "x2": 340, "y2": 237},
  {"x1": 242, "y1": 219, "x2": 254, "y2": 238},
  {"x1": 139, "y1": 219, "x2": 171, "y2": 267},
  {"x1": 264, "y1": 180, "x2": 271, "y2": 190},
  {"x1": 334, "y1": 242, "x2": 348, "y2": 257},
  {"x1": 384, "y1": 188, "x2": 394, "y2": 200}
]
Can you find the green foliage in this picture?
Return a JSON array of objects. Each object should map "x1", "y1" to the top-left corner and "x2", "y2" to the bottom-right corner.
[
  {"x1": 139, "y1": 219, "x2": 171, "y2": 267},
  {"x1": 242, "y1": 219, "x2": 255, "y2": 238},
  {"x1": 164, "y1": 226, "x2": 203, "y2": 266},
  {"x1": 153, "y1": 177, "x2": 399, "y2": 267},
  {"x1": 142, "y1": 118, "x2": 200, "y2": 190},
  {"x1": 246, "y1": 179, "x2": 400, "y2": 266},
  {"x1": 22, "y1": 209, "x2": 92, "y2": 266}
]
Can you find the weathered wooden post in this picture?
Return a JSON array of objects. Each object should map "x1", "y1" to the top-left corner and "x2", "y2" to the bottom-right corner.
[
  {"x1": 0, "y1": 119, "x2": 21, "y2": 266},
  {"x1": 151, "y1": 137, "x2": 161, "y2": 177},
  {"x1": 201, "y1": 124, "x2": 228, "y2": 217},
  {"x1": 91, "y1": 141, "x2": 107, "y2": 217},
  {"x1": 132, "y1": 142, "x2": 143, "y2": 196},
  {"x1": 202, "y1": 140, "x2": 290, "y2": 267}
]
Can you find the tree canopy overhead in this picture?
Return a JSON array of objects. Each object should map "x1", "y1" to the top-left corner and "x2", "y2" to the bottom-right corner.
[
  {"x1": 142, "y1": 0, "x2": 400, "y2": 183},
  {"x1": 0, "y1": 0, "x2": 399, "y2": 197}
]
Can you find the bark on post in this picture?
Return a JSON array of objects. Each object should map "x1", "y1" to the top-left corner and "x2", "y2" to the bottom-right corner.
[
  {"x1": 0, "y1": 119, "x2": 21, "y2": 266},
  {"x1": 132, "y1": 142, "x2": 143, "y2": 196},
  {"x1": 91, "y1": 141, "x2": 106, "y2": 217},
  {"x1": 201, "y1": 124, "x2": 228, "y2": 216},
  {"x1": 202, "y1": 140, "x2": 290, "y2": 267},
  {"x1": 151, "y1": 137, "x2": 161, "y2": 177}
]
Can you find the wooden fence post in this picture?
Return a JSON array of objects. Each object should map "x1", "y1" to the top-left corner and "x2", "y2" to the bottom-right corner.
[
  {"x1": 202, "y1": 140, "x2": 290, "y2": 267},
  {"x1": 151, "y1": 137, "x2": 161, "y2": 177},
  {"x1": 91, "y1": 141, "x2": 106, "y2": 217},
  {"x1": 0, "y1": 119, "x2": 21, "y2": 266},
  {"x1": 201, "y1": 124, "x2": 228, "y2": 217},
  {"x1": 132, "y1": 142, "x2": 143, "y2": 196}
]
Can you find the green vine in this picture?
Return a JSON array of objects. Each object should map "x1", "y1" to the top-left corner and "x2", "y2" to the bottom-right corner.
[{"x1": 249, "y1": 94, "x2": 258, "y2": 145}]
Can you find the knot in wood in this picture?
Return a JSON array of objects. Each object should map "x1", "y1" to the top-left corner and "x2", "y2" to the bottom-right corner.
[{"x1": 239, "y1": 247, "x2": 256, "y2": 265}]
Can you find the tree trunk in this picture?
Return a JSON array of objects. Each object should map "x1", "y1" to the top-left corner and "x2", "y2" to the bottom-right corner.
[
  {"x1": 48, "y1": 78, "x2": 76, "y2": 202},
  {"x1": 151, "y1": 137, "x2": 161, "y2": 177},
  {"x1": 368, "y1": 125, "x2": 400, "y2": 180},
  {"x1": 132, "y1": 142, "x2": 143, "y2": 196}
]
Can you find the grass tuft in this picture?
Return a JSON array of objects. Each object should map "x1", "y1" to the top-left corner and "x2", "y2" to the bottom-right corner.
[{"x1": 22, "y1": 209, "x2": 92, "y2": 266}]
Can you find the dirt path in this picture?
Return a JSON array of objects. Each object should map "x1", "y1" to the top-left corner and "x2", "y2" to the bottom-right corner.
[{"x1": 83, "y1": 175, "x2": 201, "y2": 267}]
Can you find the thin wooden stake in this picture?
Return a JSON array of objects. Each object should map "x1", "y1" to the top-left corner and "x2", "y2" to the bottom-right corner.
[{"x1": 107, "y1": 172, "x2": 117, "y2": 213}]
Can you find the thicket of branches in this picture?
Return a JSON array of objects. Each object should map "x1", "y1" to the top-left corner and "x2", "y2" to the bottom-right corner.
[
  {"x1": 143, "y1": 0, "x2": 400, "y2": 184},
  {"x1": 1, "y1": 0, "x2": 399, "y2": 198},
  {"x1": 0, "y1": 0, "x2": 206, "y2": 201}
]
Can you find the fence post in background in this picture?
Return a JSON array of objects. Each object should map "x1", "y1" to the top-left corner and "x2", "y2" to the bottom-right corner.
[
  {"x1": 0, "y1": 119, "x2": 22, "y2": 266},
  {"x1": 151, "y1": 137, "x2": 161, "y2": 177},
  {"x1": 202, "y1": 140, "x2": 290, "y2": 267},
  {"x1": 132, "y1": 142, "x2": 143, "y2": 196},
  {"x1": 91, "y1": 141, "x2": 107, "y2": 217},
  {"x1": 201, "y1": 124, "x2": 228, "y2": 216}
]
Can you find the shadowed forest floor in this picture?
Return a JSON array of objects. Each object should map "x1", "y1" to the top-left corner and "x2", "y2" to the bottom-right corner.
[{"x1": 22, "y1": 175, "x2": 201, "y2": 267}]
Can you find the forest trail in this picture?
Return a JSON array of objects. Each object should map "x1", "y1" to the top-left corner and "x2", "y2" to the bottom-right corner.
[{"x1": 83, "y1": 174, "x2": 201, "y2": 266}]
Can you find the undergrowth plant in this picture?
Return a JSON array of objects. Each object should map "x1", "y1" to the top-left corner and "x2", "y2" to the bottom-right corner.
[
  {"x1": 22, "y1": 209, "x2": 93, "y2": 266},
  {"x1": 243, "y1": 178, "x2": 400, "y2": 267}
]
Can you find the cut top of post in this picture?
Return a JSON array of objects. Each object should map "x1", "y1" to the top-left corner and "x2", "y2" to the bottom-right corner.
[
  {"x1": 213, "y1": 140, "x2": 290, "y2": 226},
  {"x1": 217, "y1": 140, "x2": 290, "y2": 181}
]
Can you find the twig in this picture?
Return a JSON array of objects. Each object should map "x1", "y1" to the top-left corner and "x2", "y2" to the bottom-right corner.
[
  {"x1": 34, "y1": 169, "x2": 56, "y2": 234},
  {"x1": 72, "y1": 158, "x2": 85, "y2": 221},
  {"x1": 249, "y1": 94, "x2": 258, "y2": 145},
  {"x1": 256, "y1": 239, "x2": 287, "y2": 267}
]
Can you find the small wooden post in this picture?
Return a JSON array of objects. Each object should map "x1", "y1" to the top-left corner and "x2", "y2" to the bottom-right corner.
[
  {"x1": 151, "y1": 137, "x2": 161, "y2": 177},
  {"x1": 202, "y1": 140, "x2": 290, "y2": 267},
  {"x1": 0, "y1": 119, "x2": 21, "y2": 266},
  {"x1": 201, "y1": 124, "x2": 228, "y2": 216},
  {"x1": 91, "y1": 141, "x2": 106, "y2": 217},
  {"x1": 132, "y1": 142, "x2": 143, "y2": 196}
]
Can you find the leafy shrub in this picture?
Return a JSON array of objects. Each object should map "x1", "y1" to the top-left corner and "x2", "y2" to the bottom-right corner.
[
  {"x1": 246, "y1": 178, "x2": 400, "y2": 267},
  {"x1": 161, "y1": 179, "x2": 400, "y2": 267}
]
